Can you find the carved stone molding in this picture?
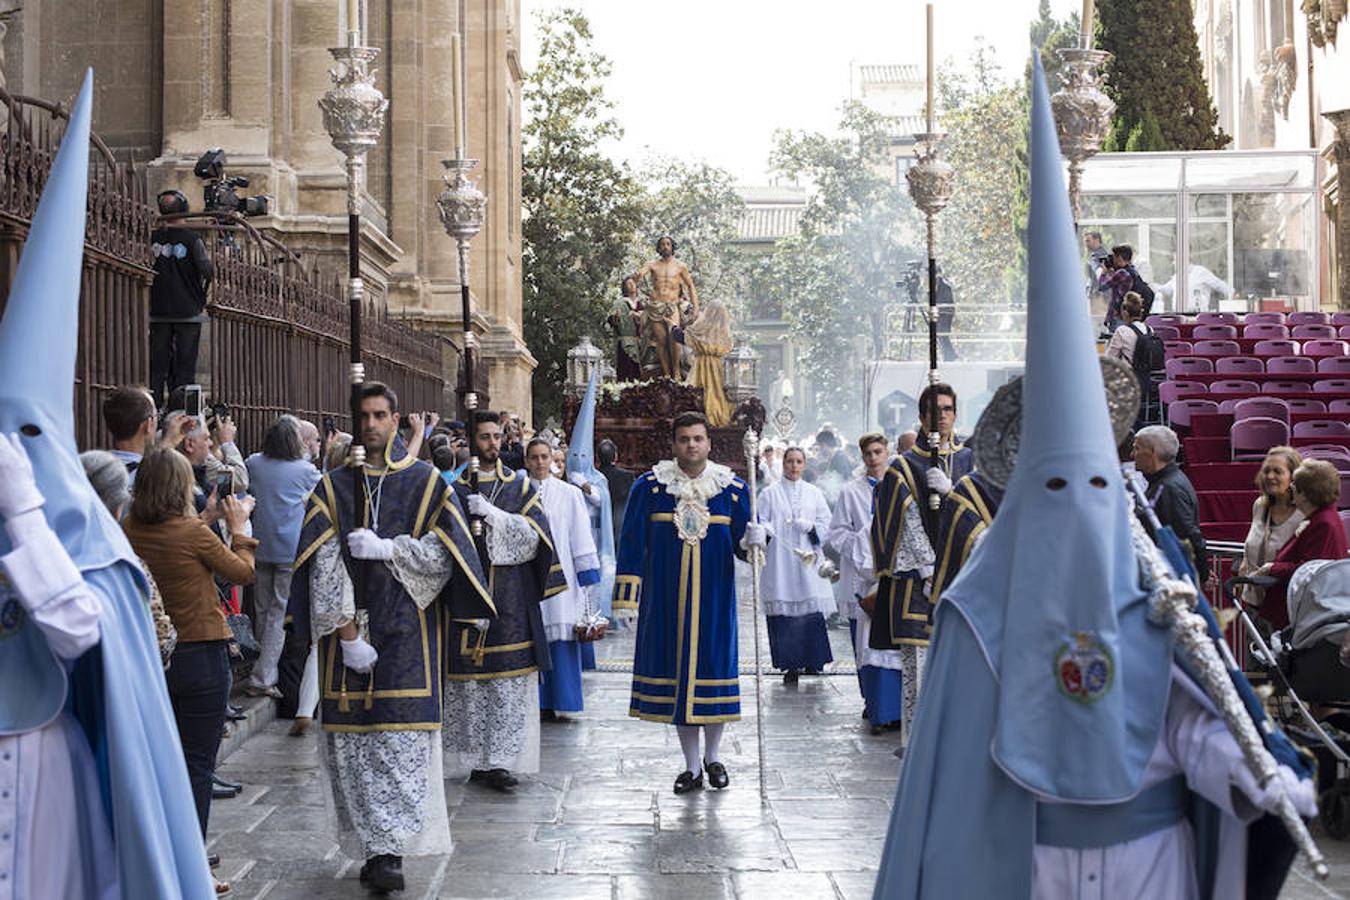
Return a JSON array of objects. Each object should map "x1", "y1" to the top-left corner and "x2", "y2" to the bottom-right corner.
[
  {"x1": 1325, "y1": 108, "x2": 1350, "y2": 308},
  {"x1": 1305, "y1": 0, "x2": 1347, "y2": 47}
]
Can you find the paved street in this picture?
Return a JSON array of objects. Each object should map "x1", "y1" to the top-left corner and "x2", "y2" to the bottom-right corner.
[{"x1": 207, "y1": 582, "x2": 1350, "y2": 899}]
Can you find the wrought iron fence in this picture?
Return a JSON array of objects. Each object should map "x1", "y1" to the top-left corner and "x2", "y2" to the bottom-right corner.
[{"x1": 0, "y1": 87, "x2": 445, "y2": 451}]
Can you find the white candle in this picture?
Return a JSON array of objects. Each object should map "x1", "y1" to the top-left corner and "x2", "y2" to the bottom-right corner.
[
  {"x1": 452, "y1": 35, "x2": 466, "y2": 158},
  {"x1": 346, "y1": 0, "x2": 359, "y2": 39},
  {"x1": 926, "y1": 4, "x2": 935, "y2": 133}
]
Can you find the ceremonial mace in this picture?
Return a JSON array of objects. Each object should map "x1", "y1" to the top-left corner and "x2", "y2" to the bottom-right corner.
[
  {"x1": 436, "y1": 35, "x2": 489, "y2": 543},
  {"x1": 319, "y1": 0, "x2": 388, "y2": 602},
  {"x1": 1050, "y1": 7, "x2": 1114, "y2": 229},
  {"x1": 907, "y1": 3, "x2": 955, "y2": 521},
  {"x1": 1126, "y1": 477, "x2": 1330, "y2": 880},
  {"x1": 743, "y1": 428, "x2": 769, "y2": 803}
]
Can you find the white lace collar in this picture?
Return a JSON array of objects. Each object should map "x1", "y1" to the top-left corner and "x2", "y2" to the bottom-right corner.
[{"x1": 652, "y1": 459, "x2": 735, "y2": 502}]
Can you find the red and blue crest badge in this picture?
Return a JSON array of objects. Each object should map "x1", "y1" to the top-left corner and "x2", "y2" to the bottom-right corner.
[{"x1": 1054, "y1": 631, "x2": 1114, "y2": 703}]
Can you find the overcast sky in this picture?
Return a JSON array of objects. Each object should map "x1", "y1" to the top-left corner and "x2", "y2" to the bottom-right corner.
[{"x1": 520, "y1": 0, "x2": 1081, "y2": 185}]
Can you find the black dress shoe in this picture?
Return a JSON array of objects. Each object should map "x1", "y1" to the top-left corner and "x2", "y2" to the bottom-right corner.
[
  {"x1": 362, "y1": 854, "x2": 404, "y2": 893},
  {"x1": 804, "y1": 667, "x2": 822, "y2": 676},
  {"x1": 484, "y1": 769, "x2": 517, "y2": 791},
  {"x1": 212, "y1": 774, "x2": 242, "y2": 791},
  {"x1": 225, "y1": 705, "x2": 246, "y2": 722},
  {"x1": 212, "y1": 784, "x2": 240, "y2": 800},
  {"x1": 468, "y1": 769, "x2": 487, "y2": 782},
  {"x1": 783, "y1": 670, "x2": 800, "y2": 685},
  {"x1": 208, "y1": 854, "x2": 220, "y2": 869},
  {"x1": 703, "y1": 759, "x2": 729, "y2": 790},
  {"x1": 673, "y1": 769, "x2": 704, "y2": 795},
  {"x1": 540, "y1": 709, "x2": 558, "y2": 722}
]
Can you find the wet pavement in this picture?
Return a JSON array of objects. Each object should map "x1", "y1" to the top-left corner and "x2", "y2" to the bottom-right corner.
[{"x1": 207, "y1": 581, "x2": 1350, "y2": 898}]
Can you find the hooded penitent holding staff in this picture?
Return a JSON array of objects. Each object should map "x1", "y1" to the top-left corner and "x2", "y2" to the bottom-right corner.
[
  {"x1": 0, "y1": 71, "x2": 215, "y2": 898},
  {"x1": 872, "y1": 55, "x2": 1314, "y2": 900}
]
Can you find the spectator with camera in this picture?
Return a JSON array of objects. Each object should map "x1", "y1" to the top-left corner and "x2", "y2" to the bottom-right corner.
[
  {"x1": 242, "y1": 415, "x2": 321, "y2": 700},
  {"x1": 121, "y1": 447, "x2": 256, "y2": 895},
  {"x1": 150, "y1": 191, "x2": 213, "y2": 408},
  {"x1": 102, "y1": 384, "x2": 191, "y2": 489}
]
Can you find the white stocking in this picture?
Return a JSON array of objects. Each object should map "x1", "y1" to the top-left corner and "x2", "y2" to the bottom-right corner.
[
  {"x1": 676, "y1": 725, "x2": 702, "y2": 774},
  {"x1": 703, "y1": 723, "x2": 725, "y2": 764}
]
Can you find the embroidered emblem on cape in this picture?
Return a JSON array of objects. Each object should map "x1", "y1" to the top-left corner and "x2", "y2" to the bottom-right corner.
[
  {"x1": 0, "y1": 580, "x2": 24, "y2": 640},
  {"x1": 1054, "y1": 631, "x2": 1113, "y2": 703},
  {"x1": 652, "y1": 460, "x2": 734, "y2": 546}
]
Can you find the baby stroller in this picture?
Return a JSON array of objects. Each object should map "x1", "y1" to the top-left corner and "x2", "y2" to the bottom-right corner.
[{"x1": 1225, "y1": 560, "x2": 1350, "y2": 838}]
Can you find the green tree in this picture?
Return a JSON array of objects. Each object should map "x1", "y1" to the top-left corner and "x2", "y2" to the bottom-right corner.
[
  {"x1": 1098, "y1": 0, "x2": 1229, "y2": 150},
  {"x1": 630, "y1": 157, "x2": 746, "y2": 314},
  {"x1": 522, "y1": 8, "x2": 644, "y2": 423},
  {"x1": 1124, "y1": 108, "x2": 1167, "y2": 151},
  {"x1": 766, "y1": 103, "x2": 921, "y2": 420}
]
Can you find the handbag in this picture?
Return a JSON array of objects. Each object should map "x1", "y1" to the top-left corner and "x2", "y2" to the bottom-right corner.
[{"x1": 227, "y1": 611, "x2": 261, "y2": 662}]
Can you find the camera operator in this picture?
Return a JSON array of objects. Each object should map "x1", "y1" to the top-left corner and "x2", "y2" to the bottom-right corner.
[{"x1": 150, "y1": 191, "x2": 214, "y2": 408}]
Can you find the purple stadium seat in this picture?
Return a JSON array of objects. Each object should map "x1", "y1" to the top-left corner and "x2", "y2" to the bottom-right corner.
[
  {"x1": 1242, "y1": 323, "x2": 1291, "y2": 340},
  {"x1": 1314, "y1": 379, "x2": 1350, "y2": 394},
  {"x1": 1293, "y1": 324, "x2": 1337, "y2": 340},
  {"x1": 1304, "y1": 340, "x2": 1350, "y2": 358},
  {"x1": 1330, "y1": 399, "x2": 1350, "y2": 415},
  {"x1": 1266, "y1": 356, "x2": 1316, "y2": 375},
  {"x1": 1286, "y1": 398, "x2": 1328, "y2": 415},
  {"x1": 1164, "y1": 340, "x2": 1193, "y2": 358},
  {"x1": 1340, "y1": 476, "x2": 1350, "y2": 510},
  {"x1": 1341, "y1": 325, "x2": 1350, "y2": 340},
  {"x1": 1300, "y1": 444, "x2": 1350, "y2": 458},
  {"x1": 1197, "y1": 312, "x2": 1238, "y2": 326},
  {"x1": 1158, "y1": 381, "x2": 1207, "y2": 406},
  {"x1": 1234, "y1": 397, "x2": 1290, "y2": 424},
  {"x1": 1217, "y1": 399, "x2": 1242, "y2": 414},
  {"x1": 1341, "y1": 510, "x2": 1350, "y2": 532},
  {"x1": 1165, "y1": 357, "x2": 1215, "y2": 378},
  {"x1": 1168, "y1": 399, "x2": 1219, "y2": 429},
  {"x1": 1318, "y1": 357, "x2": 1350, "y2": 374},
  {"x1": 1333, "y1": 312, "x2": 1350, "y2": 327},
  {"x1": 1215, "y1": 357, "x2": 1264, "y2": 375},
  {"x1": 1152, "y1": 324, "x2": 1182, "y2": 341},
  {"x1": 1193, "y1": 340, "x2": 1242, "y2": 357},
  {"x1": 1262, "y1": 380, "x2": 1314, "y2": 393},
  {"x1": 1254, "y1": 339, "x2": 1300, "y2": 356},
  {"x1": 1289, "y1": 311, "x2": 1331, "y2": 326},
  {"x1": 1293, "y1": 420, "x2": 1350, "y2": 440},
  {"x1": 1147, "y1": 314, "x2": 1185, "y2": 328},
  {"x1": 1193, "y1": 324, "x2": 1238, "y2": 341},
  {"x1": 1230, "y1": 417, "x2": 1290, "y2": 460},
  {"x1": 1245, "y1": 312, "x2": 1286, "y2": 325},
  {"x1": 1211, "y1": 379, "x2": 1261, "y2": 394}
]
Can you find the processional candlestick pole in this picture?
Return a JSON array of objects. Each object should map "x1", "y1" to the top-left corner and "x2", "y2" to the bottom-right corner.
[
  {"x1": 742, "y1": 428, "x2": 769, "y2": 803},
  {"x1": 319, "y1": 0, "x2": 389, "y2": 601},
  {"x1": 1050, "y1": 8, "x2": 1114, "y2": 228},
  {"x1": 907, "y1": 3, "x2": 955, "y2": 517}
]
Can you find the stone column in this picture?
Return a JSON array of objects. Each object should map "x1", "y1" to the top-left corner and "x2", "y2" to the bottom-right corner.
[{"x1": 1326, "y1": 109, "x2": 1350, "y2": 310}]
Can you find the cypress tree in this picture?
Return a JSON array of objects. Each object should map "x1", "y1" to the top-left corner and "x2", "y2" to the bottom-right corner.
[
  {"x1": 1097, "y1": 0, "x2": 1229, "y2": 150},
  {"x1": 1124, "y1": 108, "x2": 1167, "y2": 151}
]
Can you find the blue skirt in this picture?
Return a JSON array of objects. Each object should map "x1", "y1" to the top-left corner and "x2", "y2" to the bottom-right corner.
[
  {"x1": 860, "y1": 665, "x2": 903, "y2": 727},
  {"x1": 538, "y1": 640, "x2": 584, "y2": 713},
  {"x1": 766, "y1": 613, "x2": 834, "y2": 672},
  {"x1": 580, "y1": 641, "x2": 596, "y2": 671}
]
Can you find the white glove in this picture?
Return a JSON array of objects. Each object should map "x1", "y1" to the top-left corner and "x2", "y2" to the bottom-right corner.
[
  {"x1": 567, "y1": 472, "x2": 588, "y2": 488},
  {"x1": 466, "y1": 493, "x2": 503, "y2": 523},
  {"x1": 340, "y1": 636, "x2": 379, "y2": 673},
  {"x1": 743, "y1": 522, "x2": 770, "y2": 549},
  {"x1": 469, "y1": 618, "x2": 491, "y2": 632},
  {"x1": 347, "y1": 528, "x2": 395, "y2": 561},
  {"x1": 925, "y1": 467, "x2": 953, "y2": 496},
  {"x1": 0, "y1": 433, "x2": 44, "y2": 519},
  {"x1": 1257, "y1": 765, "x2": 1317, "y2": 819}
]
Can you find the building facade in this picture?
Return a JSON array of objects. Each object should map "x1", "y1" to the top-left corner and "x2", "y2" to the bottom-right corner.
[
  {"x1": 1193, "y1": 0, "x2": 1350, "y2": 307},
  {"x1": 0, "y1": 0, "x2": 534, "y2": 414}
]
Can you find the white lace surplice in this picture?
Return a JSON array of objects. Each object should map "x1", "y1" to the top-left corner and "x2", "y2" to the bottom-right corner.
[
  {"x1": 443, "y1": 673, "x2": 540, "y2": 773},
  {"x1": 308, "y1": 534, "x2": 456, "y2": 858}
]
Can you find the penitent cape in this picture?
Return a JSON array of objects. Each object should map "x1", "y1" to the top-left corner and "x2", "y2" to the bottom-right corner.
[
  {"x1": 873, "y1": 54, "x2": 1185, "y2": 898},
  {"x1": 0, "y1": 72, "x2": 215, "y2": 898},
  {"x1": 565, "y1": 369, "x2": 616, "y2": 619}
]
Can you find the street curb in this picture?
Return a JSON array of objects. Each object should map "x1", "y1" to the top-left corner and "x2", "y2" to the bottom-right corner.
[{"x1": 217, "y1": 693, "x2": 278, "y2": 763}]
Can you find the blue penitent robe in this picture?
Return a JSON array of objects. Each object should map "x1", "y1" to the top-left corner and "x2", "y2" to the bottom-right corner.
[
  {"x1": 928, "y1": 471, "x2": 1003, "y2": 603},
  {"x1": 614, "y1": 462, "x2": 751, "y2": 725},
  {"x1": 869, "y1": 434, "x2": 974, "y2": 650},
  {"x1": 288, "y1": 455, "x2": 493, "y2": 730}
]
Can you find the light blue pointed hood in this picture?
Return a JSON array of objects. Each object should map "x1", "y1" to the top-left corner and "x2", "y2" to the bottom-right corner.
[
  {"x1": 939, "y1": 54, "x2": 1171, "y2": 803},
  {"x1": 566, "y1": 368, "x2": 616, "y2": 618},
  {"x1": 0, "y1": 70, "x2": 137, "y2": 572}
]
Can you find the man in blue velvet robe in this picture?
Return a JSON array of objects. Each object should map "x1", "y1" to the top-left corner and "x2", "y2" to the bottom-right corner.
[
  {"x1": 928, "y1": 470, "x2": 1003, "y2": 603},
  {"x1": 869, "y1": 386, "x2": 973, "y2": 745},
  {"x1": 0, "y1": 71, "x2": 214, "y2": 899},
  {"x1": 446, "y1": 412, "x2": 566, "y2": 792},
  {"x1": 289, "y1": 382, "x2": 492, "y2": 894},
  {"x1": 614, "y1": 412, "x2": 767, "y2": 794}
]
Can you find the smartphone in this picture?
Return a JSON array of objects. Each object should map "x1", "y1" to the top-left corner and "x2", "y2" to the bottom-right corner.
[
  {"x1": 322, "y1": 414, "x2": 337, "y2": 436},
  {"x1": 214, "y1": 473, "x2": 233, "y2": 497},
  {"x1": 183, "y1": 384, "x2": 203, "y2": 420}
]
